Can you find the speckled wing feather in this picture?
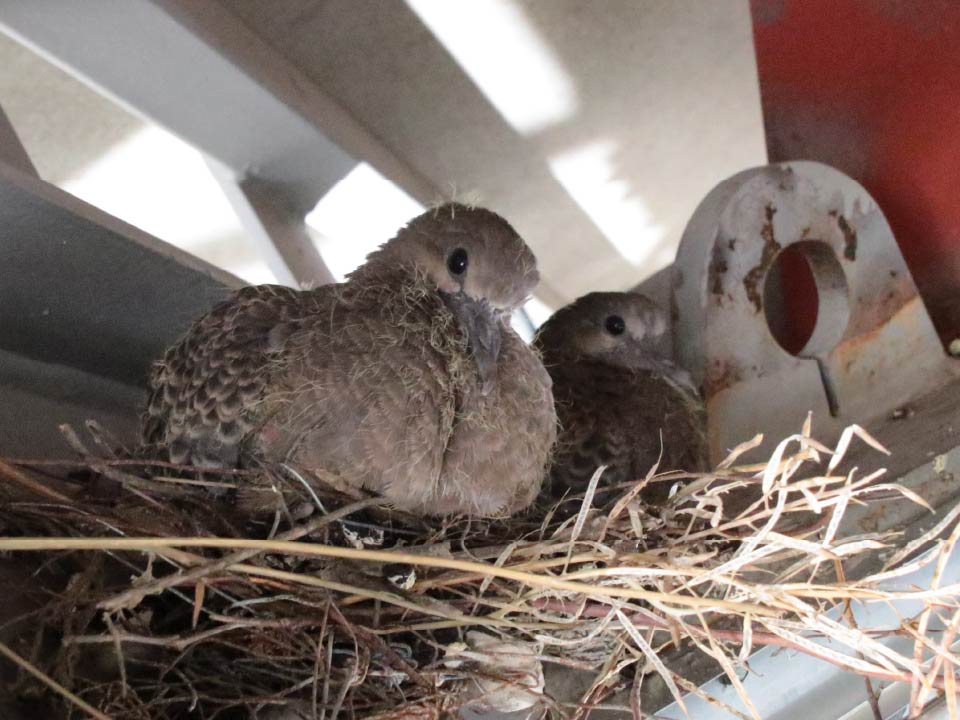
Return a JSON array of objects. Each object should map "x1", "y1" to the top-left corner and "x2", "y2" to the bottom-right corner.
[
  {"x1": 142, "y1": 284, "x2": 329, "y2": 467},
  {"x1": 143, "y1": 275, "x2": 555, "y2": 517},
  {"x1": 548, "y1": 358, "x2": 707, "y2": 501}
]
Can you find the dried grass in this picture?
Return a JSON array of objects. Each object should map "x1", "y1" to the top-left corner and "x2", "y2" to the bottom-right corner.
[{"x1": 0, "y1": 418, "x2": 957, "y2": 719}]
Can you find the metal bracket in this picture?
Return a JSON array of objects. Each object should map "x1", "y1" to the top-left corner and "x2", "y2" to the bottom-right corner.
[{"x1": 673, "y1": 161, "x2": 957, "y2": 463}]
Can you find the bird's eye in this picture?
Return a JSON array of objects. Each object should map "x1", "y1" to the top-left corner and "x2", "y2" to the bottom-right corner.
[
  {"x1": 604, "y1": 315, "x2": 626, "y2": 336},
  {"x1": 447, "y1": 247, "x2": 468, "y2": 275}
]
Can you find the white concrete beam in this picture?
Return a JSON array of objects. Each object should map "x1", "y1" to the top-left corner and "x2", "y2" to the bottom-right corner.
[
  {"x1": 209, "y1": 158, "x2": 335, "y2": 288},
  {"x1": 157, "y1": 0, "x2": 439, "y2": 206},
  {"x1": 0, "y1": 0, "x2": 347, "y2": 212},
  {"x1": 0, "y1": 0, "x2": 438, "y2": 213}
]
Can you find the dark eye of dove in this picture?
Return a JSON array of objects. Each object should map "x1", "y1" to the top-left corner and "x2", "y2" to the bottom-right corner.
[
  {"x1": 604, "y1": 314, "x2": 626, "y2": 336},
  {"x1": 447, "y1": 247, "x2": 469, "y2": 276}
]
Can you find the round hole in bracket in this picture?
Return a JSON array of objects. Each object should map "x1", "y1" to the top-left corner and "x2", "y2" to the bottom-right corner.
[{"x1": 763, "y1": 240, "x2": 850, "y2": 358}]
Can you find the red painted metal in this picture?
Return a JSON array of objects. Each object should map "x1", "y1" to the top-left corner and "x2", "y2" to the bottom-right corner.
[
  {"x1": 750, "y1": 0, "x2": 960, "y2": 345},
  {"x1": 767, "y1": 244, "x2": 818, "y2": 356}
]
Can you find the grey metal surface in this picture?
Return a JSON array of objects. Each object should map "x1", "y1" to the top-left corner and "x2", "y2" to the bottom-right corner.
[
  {"x1": 0, "y1": 0, "x2": 769, "y2": 308},
  {"x1": 0, "y1": 0, "x2": 444, "y2": 289},
  {"x1": 0, "y1": 160, "x2": 239, "y2": 387},
  {"x1": 673, "y1": 161, "x2": 956, "y2": 464},
  {"x1": 914, "y1": 699, "x2": 953, "y2": 720},
  {"x1": 0, "y1": 349, "x2": 143, "y2": 457},
  {"x1": 157, "y1": 0, "x2": 439, "y2": 205}
]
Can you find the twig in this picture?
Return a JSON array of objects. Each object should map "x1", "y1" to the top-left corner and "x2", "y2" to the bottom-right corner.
[
  {"x1": 0, "y1": 458, "x2": 74, "y2": 503},
  {"x1": 0, "y1": 421, "x2": 951, "y2": 719},
  {"x1": 98, "y1": 497, "x2": 386, "y2": 612},
  {"x1": 0, "y1": 536, "x2": 787, "y2": 615},
  {"x1": 6, "y1": 456, "x2": 256, "y2": 476}
]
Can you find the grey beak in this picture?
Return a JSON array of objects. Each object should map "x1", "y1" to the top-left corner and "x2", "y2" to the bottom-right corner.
[{"x1": 445, "y1": 293, "x2": 502, "y2": 396}]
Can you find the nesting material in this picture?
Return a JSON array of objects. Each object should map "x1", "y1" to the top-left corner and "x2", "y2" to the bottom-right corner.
[
  {"x1": 442, "y1": 631, "x2": 544, "y2": 716},
  {"x1": 0, "y1": 418, "x2": 957, "y2": 720}
]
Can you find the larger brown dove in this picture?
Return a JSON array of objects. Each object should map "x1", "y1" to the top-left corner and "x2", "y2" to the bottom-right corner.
[
  {"x1": 142, "y1": 204, "x2": 556, "y2": 517},
  {"x1": 534, "y1": 291, "x2": 707, "y2": 503}
]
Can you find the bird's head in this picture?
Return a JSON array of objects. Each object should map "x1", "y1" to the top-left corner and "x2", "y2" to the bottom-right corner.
[
  {"x1": 534, "y1": 291, "x2": 672, "y2": 369},
  {"x1": 357, "y1": 203, "x2": 540, "y2": 394}
]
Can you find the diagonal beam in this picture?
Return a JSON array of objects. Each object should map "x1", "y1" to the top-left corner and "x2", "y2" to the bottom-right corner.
[
  {"x1": 156, "y1": 0, "x2": 439, "y2": 206},
  {"x1": 0, "y1": 0, "x2": 440, "y2": 287},
  {"x1": 0, "y1": 0, "x2": 438, "y2": 210},
  {"x1": 208, "y1": 159, "x2": 335, "y2": 288}
]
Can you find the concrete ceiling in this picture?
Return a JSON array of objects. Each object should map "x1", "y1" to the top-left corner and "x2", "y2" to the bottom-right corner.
[
  {"x1": 0, "y1": 31, "x2": 273, "y2": 285},
  {"x1": 0, "y1": 31, "x2": 139, "y2": 185},
  {"x1": 218, "y1": 0, "x2": 767, "y2": 306},
  {"x1": 0, "y1": 1, "x2": 766, "y2": 308}
]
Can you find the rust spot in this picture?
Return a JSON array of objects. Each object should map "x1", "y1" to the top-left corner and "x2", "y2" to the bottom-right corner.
[
  {"x1": 705, "y1": 359, "x2": 744, "y2": 396},
  {"x1": 764, "y1": 203, "x2": 776, "y2": 226},
  {"x1": 727, "y1": 238, "x2": 737, "y2": 251},
  {"x1": 742, "y1": 204, "x2": 781, "y2": 312},
  {"x1": 847, "y1": 280, "x2": 918, "y2": 335},
  {"x1": 833, "y1": 298, "x2": 921, "y2": 363},
  {"x1": 828, "y1": 210, "x2": 858, "y2": 260},
  {"x1": 836, "y1": 213, "x2": 858, "y2": 261},
  {"x1": 709, "y1": 241, "x2": 729, "y2": 296}
]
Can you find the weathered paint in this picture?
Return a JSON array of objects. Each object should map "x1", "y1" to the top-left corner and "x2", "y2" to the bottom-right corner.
[{"x1": 673, "y1": 161, "x2": 956, "y2": 463}]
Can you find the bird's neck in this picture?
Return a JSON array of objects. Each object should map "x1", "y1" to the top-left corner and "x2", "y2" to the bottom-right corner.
[
  {"x1": 342, "y1": 259, "x2": 434, "y2": 303},
  {"x1": 577, "y1": 353, "x2": 701, "y2": 397}
]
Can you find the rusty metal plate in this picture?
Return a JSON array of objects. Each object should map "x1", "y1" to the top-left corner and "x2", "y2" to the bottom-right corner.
[{"x1": 673, "y1": 161, "x2": 957, "y2": 463}]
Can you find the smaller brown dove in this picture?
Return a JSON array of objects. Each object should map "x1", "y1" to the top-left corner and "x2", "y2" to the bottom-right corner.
[
  {"x1": 142, "y1": 203, "x2": 556, "y2": 518},
  {"x1": 533, "y1": 291, "x2": 707, "y2": 504}
]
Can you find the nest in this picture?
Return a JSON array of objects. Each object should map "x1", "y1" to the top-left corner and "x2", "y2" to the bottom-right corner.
[{"x1": 0, "y1": 419, "x2": 957, "y2": 720}]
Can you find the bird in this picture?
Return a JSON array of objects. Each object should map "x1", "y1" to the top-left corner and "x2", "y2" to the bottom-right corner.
[
  {"x1": 533, "y1": 291, "x2": 707, "y2": 505},
  {"x1": 141, "y1": 203, "x2": 556, "y2": 518}
]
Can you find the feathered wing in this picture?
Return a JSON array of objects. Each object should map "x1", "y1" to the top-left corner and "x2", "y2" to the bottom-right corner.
[
  {"x1": 143, "y1": 277, "x2": 553, "y2": 517},
  {"x1": 142, "y1": 284, "x2": 328, "y2": 467},
  {"x1": 549, "y1": 359, "x2": 707, "y2": 499},
  {"x1": 548, "y1": 361, "x2": 635, "y2": 494}
]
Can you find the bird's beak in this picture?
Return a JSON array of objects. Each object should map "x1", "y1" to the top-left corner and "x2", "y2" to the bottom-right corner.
[{"x1": 444, "y1": 293, "x2": 502, "y2": 396}]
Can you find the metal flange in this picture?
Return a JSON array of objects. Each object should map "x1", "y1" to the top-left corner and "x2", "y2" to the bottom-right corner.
[{"x1": 673, "y1": 161, "x2": 956, "y2": 462}]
